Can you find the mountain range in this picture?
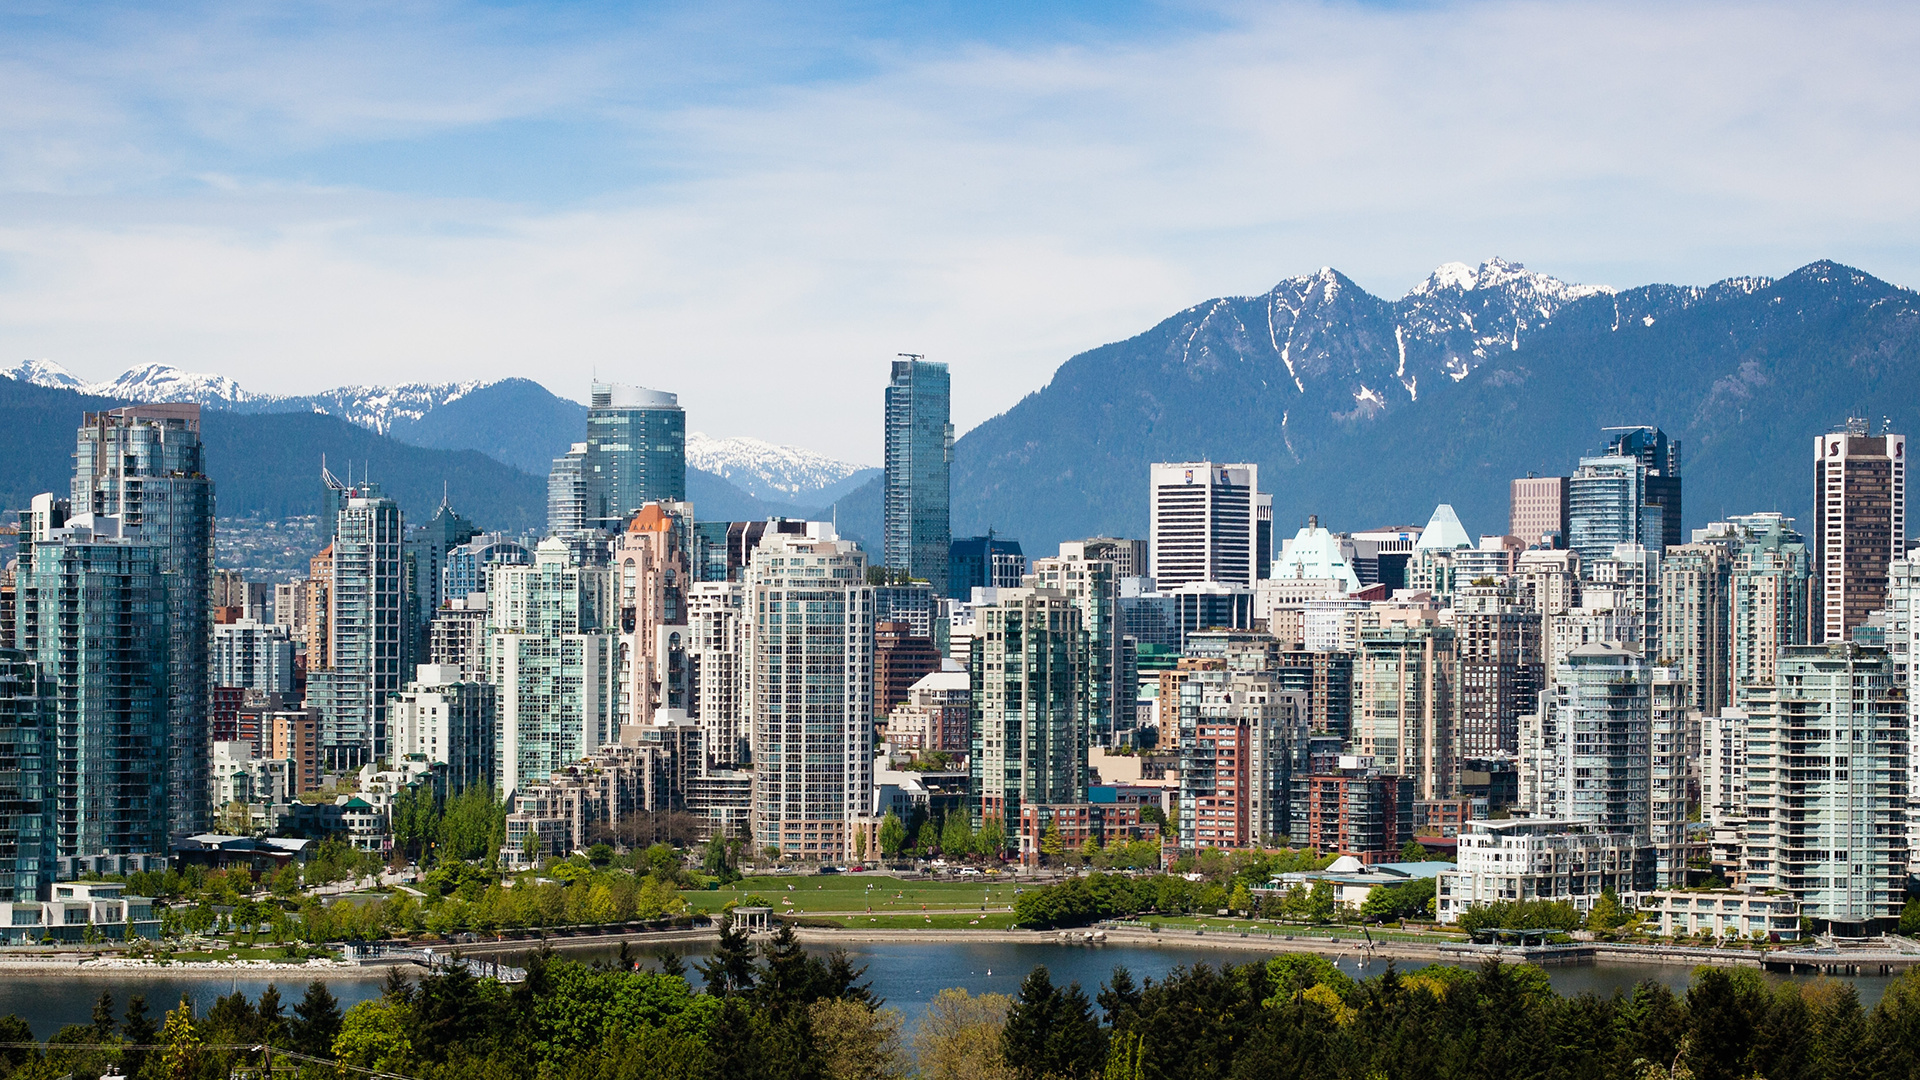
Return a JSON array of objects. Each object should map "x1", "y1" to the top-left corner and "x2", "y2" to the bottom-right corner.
[{"x1": 6, "y1": 256, "x2": 1916, "y2": 560}]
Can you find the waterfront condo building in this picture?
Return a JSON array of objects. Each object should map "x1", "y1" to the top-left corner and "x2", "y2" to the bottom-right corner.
[
  {"x1": 487, "y1": 539, "x2": 618, "y2": 796},
  {"x1": 746, "y1": 524, "x2": 875, "y2": 862},
  {"x1": 1659, "y1": 543, "x2": 1731, "y2": 716},
  {"x1": 1176, "y1": 670, "x2": 1309, "y2": 848},
  {"x1": 883, "y1": 356, "x2": 953, "y2": 595},
  {"x1": 1741, "y1": 643, "x2": 1909, "y2": 932},
  {"x1": 1814, "y1": 422, "x2": 1906, "y2": 643},
  {"x1": 0, "y1": 649, "x2": 50, "y2": 900}
]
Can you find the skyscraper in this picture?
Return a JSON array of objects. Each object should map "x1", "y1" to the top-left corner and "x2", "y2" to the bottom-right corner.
[
  {"x1": 1537, "y1": 641, "x2": 1651, "y2": 829},
  {"x1": 586, "y1": 382, "x2": 686, "y2": 531},
  {"x1": 1509, "y1": 474, "x2": 1569, "y2": 548},
  {"x1": 0, "y1": 649, "x2": 48, "y2": 901},
  {"x1": 68, "y1": 404, "x2": 214, "y2": 840},
  {"x1": 305, "y1": 475, "x2": 408, "y2": 770},
  {"x1": 883, "y1": 356, "x2": 953, "y2": 594},
  {"x1": 547, "y1": 443, "x2": 590, "y2": 536},
  {"x1": 1723, "y1": 514, "x2": 1811, "y2": 702},
  {"x1": 1032, "y1": 543, "x2": 1124, "y2": 747},
  {"x1": 614, "y1": 502, "x2": 692, "y2": 730},
  {"x1": 746, "y1": 524, "x2": 874, "y2": 862},
  {"x1": 1149, "y1": 462, "x2": 1259, "y2": 589},
  {"x1": 488, "y1": 539, "x2": 618, "y2": 795},
  {"x1": 1447, "y1": 583, "x2": 1542, "y2": 757},
  {"x1": 1605, "y1": 426, "x2": 1683, "y2": 550},
  {"x1": 1353, "y1": 610, "x2": 1455, "y2": 800},
  {"x1": 1658, "y1": 542, "x2": 1731, "y2": 716},
  {"x1": 1814, "y1": 421, "x2": 1906, "y2": 643},
  {"x1": 970, "y1": 586, "x2": 1087, "y2": 846}
]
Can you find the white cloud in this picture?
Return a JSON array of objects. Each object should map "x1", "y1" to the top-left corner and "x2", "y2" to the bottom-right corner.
[{"x1": 0, "y1": 1, "x2": 1915, "y2": 463}]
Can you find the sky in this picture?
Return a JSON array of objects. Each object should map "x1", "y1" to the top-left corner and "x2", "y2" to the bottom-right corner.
[{"x1": 0, "y1": 1, "x2": 1916, "y2": 465}]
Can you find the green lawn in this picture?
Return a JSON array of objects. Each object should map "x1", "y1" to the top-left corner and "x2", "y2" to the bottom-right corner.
[
  {"x1": 806, "y1": 911, "x2": 1020, "y2": 931},
  {"x1": 1126, "y1": 917, "x2": 1466, "y2": 943},
  {"x1": 690, "y1": 875, "x2": 1018, "y2": 916}
]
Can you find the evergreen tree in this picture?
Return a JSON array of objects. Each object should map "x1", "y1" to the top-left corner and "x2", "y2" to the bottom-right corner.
[
  {"x1": 761, "y1": 921, "x2": 826, "y2": 1014},
  {"x1": 121, "y1": 995, "x2": 158, "y2": 1077},
  {"x1": 0, "y1": 1014, "x2": 35, "y2": 1072},
  {"x1": 1097, "y1": 967, "x2": 1141, "y2": 1029},
  {"x1": 824, "y1": 949, "x2": 878, "y2": 1006},
  {"x1": 290, "y1": 980, "x2": 343, "y2": 1057},
  {"x1": 658, "y1": 949, "x2": 688, "y2": 980},
  {"x1": 382, "y1": 964, "x2": 416, "y2": 1003},
  {"x1": 698, "y1": 914, "x2": 758, "y2": 996},
  {"x1": 91, "y1": 990, "x2": 116, "y2": 1040},
  {"x1": 1003, "y1": 966, "x2": 1106, "y2": 1080},
  {"x1": 256, "y1": 984, "x2": 287, "y2": 1047}
]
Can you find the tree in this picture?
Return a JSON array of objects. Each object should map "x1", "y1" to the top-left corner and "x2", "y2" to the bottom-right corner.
[
  {"x1": 121, "y1": 994, "x2": 158, "y2": 1077},
  {"x1": 91, "y1": 990, "x2": 116, "y2": 1039},
  {"x1": 1900, "y1": 897, "x2": 1920, "y2": 937},
  {"x1": 879, "y1": 812, "x2": 908, "y2": 859},
  {"x1": 289, "y1": 980, "x2": 343, "y2": 1057},
  {"x1": 521, "y1": 829, "x2": 544, "y2": 864},
  {"x1": 333, "y1": 999, "x2": 415, "y2": 1075},
  {"x1": 704, "y1": 833, "x2": 742, "y2": 884},
  {"x1": 1139, "y1": 805, "x2": 1169, "y2": 835},
  {"x1": 1041, "y1": 821, "x2": 1066, "y2": 864},
  {"x1": 1002, "y1": 966, "x2": 1106, "y2": 1080},
  {"x1": 914, "y1": 988, "x2": 1015, "y2": 1080},
  {"x1": 811, "y1": 998, "x2": 909, "y2": 1080},
  {"x1": 698, "y1": 914, "x2": 758, "y2": 996},
  {"x1": 1228, "y1": 883, "x2": 1253, "y2": 916},
  {"x1": 1400, "y1": 840, "x2": 1430, "y2": 861},
  {"x1": 160, "y1": 996, "x2": 203, "y2": 1080},
  {"x1": 942, "y1": 813, "x2": 976, "y2": 859},
  {"x1": 978, "y1": 816, "x2": 1007, "y2": 861},
  {"x1": 1586, "y1": 889, "x2": 1630, "y2": 932},
  {"x1": 854, "y1": 827, "x2": 869, "y2": 861}
]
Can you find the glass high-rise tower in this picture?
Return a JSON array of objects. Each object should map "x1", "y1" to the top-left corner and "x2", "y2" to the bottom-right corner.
[
  {"x1": 585, "y1": 383, "x2": 685, "y2": 532},
  {"x1": 883, "y1": 357, "x2": 952, "y2": 594}
]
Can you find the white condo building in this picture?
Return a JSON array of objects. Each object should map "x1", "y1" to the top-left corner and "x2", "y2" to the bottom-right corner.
[
  {"x1": 746, "y1": 524, "x2": 875, "y2": 862},
  {"x1": 487, "y1": 539, "x2": 618, "y2": 796}
]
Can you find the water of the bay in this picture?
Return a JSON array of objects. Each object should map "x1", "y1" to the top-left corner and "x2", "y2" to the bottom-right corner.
[{"x1": 0, "y1": 940, "x2": 1898, "y2": 1039}]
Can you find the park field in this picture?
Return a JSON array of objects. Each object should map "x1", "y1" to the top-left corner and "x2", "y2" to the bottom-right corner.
[{"x1": 687, "y1": 874, "x2": 1018, "y2": 917}]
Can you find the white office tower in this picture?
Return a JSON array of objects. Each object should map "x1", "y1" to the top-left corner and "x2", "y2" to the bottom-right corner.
[
  {"x1": 746, "y1": 524, "x2": 874, "y2": 863},
  {"x1": 487, "y1": 539, "x2": 618, "y2": 796},
  {"x1": 1742, "y1": 644, "x2": 1908, "y2": 932},
  {"x1": 1649, "y1": 664, "x2": 1694, "y2": 888},
  {"x1": 389, "y1": 664, "x2": 497, "y2": 794},
  {"x1": 1658, "y1": 543, "x2": 1730, "y2": 716},
  {"x1": 1524, "y1": 642, "x2": 1649, "y2": 829},
  {"x1": 1149, "y1": 462, "x2": 1259, "y2": 588},
  {"x1": 687, "y1": 580, "x2": 747, "y2": 769}
]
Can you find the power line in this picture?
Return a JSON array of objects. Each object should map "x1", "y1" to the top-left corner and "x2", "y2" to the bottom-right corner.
[{"x1": 0, "y1": 1042, "x2": 420, "y2": 1080}]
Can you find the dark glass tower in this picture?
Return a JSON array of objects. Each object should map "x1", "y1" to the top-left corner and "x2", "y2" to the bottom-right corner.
[
  {"x1": 0, "y1": 649, "x2": 50, "y2": 900},
  {"x1": 884, "y1": 357, "x2": 952, "y2": 594}
]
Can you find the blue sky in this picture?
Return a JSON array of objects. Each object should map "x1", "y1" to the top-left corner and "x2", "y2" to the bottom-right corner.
[{"x1": 0, "y1": 1, "x2": 1915, "y2": 462}]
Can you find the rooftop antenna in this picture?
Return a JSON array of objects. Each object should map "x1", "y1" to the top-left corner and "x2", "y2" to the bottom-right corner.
[{"x1": 898, "y1": 352, "x2": 924, "y2": 363}]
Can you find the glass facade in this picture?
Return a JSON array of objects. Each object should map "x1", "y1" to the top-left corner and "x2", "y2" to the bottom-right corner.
[
  {"x1": 585, "y1": 382, "x2": 686, "y2": 531},
  {"x1": 883, "y1": 358, "x2": 953, "y2": 595}
]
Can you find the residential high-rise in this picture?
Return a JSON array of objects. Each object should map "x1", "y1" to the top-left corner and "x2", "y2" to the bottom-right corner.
[
  {"x1": 547, "y1": 443, "x2": 590, "y2": 536},
  {"x1": 443, "y1": 534, "x2": 531, "y2": 600},
  {"x1": 1176, "y1": 670, "x2": 1309, "y2": 848},
  {"x1": 1353, "y1": 611, "x2": 1455, "y2": 800},
  {"x1": 406, "y1": 498, "x2": 478, "y2": 655},
  {"x1": 1568, "y1": 454, "x2": 1667, "y2": 567},
  {"x1": 947, "y1": 534, "x2": 1025, "y2": 601},
  {"x1": 1149, "y1": 463, "x2": 1259, "y2": 589},
  {"x1": 1536, "y1": 642, "x2": 1651, "y2": 829},
  {"x1": 874, "y1": 622, "x2": 940, "y2": 722},
  {"x1": 1725, "y1": 514, "x2": 1811, "y2": 702},
  {"x1": 746, "y1": 524, "x2": 874, "y2": 862},
  {"x1": 0, "y1": 649, "x2": 50, "y2": 901},
  {"x1": 1742, "y1": 643, "x2": 1908, "y2": 932},
  {"x1": 686, "y1": 580, "x2": 747, "y2": 769},
  {"x1": 883, "y1": 356, "x2": 953, "y2": 595},
  {"x1": 17, "y1": 526, "x2": 169, "y2": 861},
  {"x1": 1032, "y1": 544, "x2": 1125, "y2": 746},
  {"x1": 305, "y1": 476, "x2": 408, "y2": 770},
  {"x1": 1649, "y1": 664, "x2": 1693, "y2": 888},
  {"x1": 427, "y1": 595, "x2": 489, "y2": 682},
  {"x1": 970, "y1": 586, "x2": 1087, "y2": 846},
  {"x1": 389, "y1": 664, "x2": 497, "y2": 794},
  {"x1": 68, "y1": 404, "x2": 214, "y2": 840},
  {"x1": 1659, "y1": 543, "x2": 1731, "y2": 716},
  {"x1": 1509, "y1": 474, "x2": 1569, "y2": 548},
  {"x1": 488, "y1": 539, "x2": 618, "y2": 795},
  {"x1": 212, "y1": 620, "x2": 296, "y2": 696},
  {"x1": 586, "y1": 382, "x2": 686, "y2": 531},
  {"x1": 1447, "y1": 584, "x2": 1542, "y2": 757},
  {"x1": 614, "y1": 502, "x2": 693, "y2": 730},
  {"x1": 1814, "y1": 421, "x2": 1906, "y2": 643}
]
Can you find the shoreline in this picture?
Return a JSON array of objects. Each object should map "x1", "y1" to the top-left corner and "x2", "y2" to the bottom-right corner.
[{"x1": 0, "y1": 957, "x2": 385, "y2": 980}]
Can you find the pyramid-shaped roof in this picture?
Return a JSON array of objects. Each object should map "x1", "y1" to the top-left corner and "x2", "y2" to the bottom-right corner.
[{"x1": 1414, "y1": 504, "x2": 1471, "y2": 550}]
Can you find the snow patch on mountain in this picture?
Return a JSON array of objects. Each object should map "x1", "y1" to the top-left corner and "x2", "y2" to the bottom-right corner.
[{"x1": 687, "y1": 432, "x2": 875, "y2": 503}]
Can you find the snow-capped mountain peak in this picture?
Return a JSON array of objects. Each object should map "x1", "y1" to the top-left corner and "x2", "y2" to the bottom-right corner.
[
  {"x1": 101, "y1": 362, "x2": 256, "y2": 404},
  {"x1": 1406, "y1": 256, "x2": 1612, "y2": 304},
  {"x1": 687, "y1": 432, "x2": 875, "y2": 503},
  {"x1": 0, "y1": 358, "x2": 88, "y2": 390}
]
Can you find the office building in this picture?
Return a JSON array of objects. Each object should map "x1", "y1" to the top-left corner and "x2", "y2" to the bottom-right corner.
[
  {"x1": 1353, "y1": 611, "x2": 1455, "y2": 800},
  {"x1": 873, "y1": 582, "x2": 939, "y2": 642},
  {"x1": 1742, "y1": 643, "x2": 1908, "y2": 931},
  {"x1": 305, "y1": 477, "x2": 408, "y2": 769},
  {"x1": 406, "y1": 498, "x2": 478, "y2": 647},
  {"x1": 1659, "y1": 543, "x2": 1731, "y2": 715},
  {"x1": 69, "y1": 404, "x2": 214, "y2": 841},
  {"x1": 883, "y1": 356, "x2": 953, "y2": 594},
  {"x1": 1447, "y1": 584, "x2": 1542, "y2": 757},
  {"x1": 1079, "y1": 537, "x2": 1148, "y2": 579},
  {"x1": 389, "y1": 664, "x2": 497, "y2": 794},
  {"x1": 1606, "y1": 426, "x2": 1683, "y2": 550},
  {"x1": 1271, "y1": 518, "x2": 1362, "y2": 593},
  {"x1": 1510, "y1": 474, "x2": 1569, "y2": 548},
  {"x1": 586, "y1": 381, "x2": 686, "y2": 531},
  {"x1": 488, "y1": 539, "x2": 618, "y2": 795},
  {"x1": 213, "y1": 620, "x2": 296, "y2": 696},
  {"x1": 970, "y1": 586, "x2": 1087, "y2": 846},
  {"x1": 746, "y1": 524, "x2": 875, "y2": 862},
  {"x1": 1814, "y1": 421, "x2": 1906, "y2": 643},
  {"x1": 1149, "y1": 462, "x2": 1259, "y2": 588},
  {"x1": 614, "y1": 502, "x2": 693, "y2": 729},
  {"x1": 947, "y1": 534, "x2": 1026, "y2": 600},
  {"x1": 0, "y1": 649, "x2": 50, "y2": 901}
]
